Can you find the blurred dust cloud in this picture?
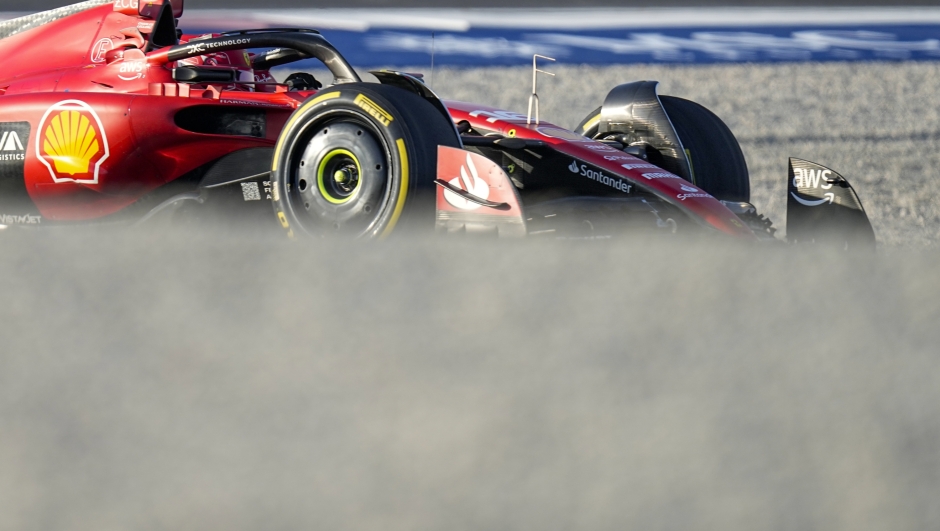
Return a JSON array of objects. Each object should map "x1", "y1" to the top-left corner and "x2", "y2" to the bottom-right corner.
[{"x1": 3, "y1": 60, "x2": 940, "y2": 531}]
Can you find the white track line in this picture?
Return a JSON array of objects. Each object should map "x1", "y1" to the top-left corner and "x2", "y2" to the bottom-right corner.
[
  {"x1": 175, "y1": 7, "x2": 940, "y2": 32},
  {"x1": 4, "y1": 7, "x2": 940, "y2": 31}
]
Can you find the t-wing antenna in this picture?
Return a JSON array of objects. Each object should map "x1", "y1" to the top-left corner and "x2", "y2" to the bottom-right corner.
[{"x1": 527, "y1": 54, "x2": 556, "y2": 126}]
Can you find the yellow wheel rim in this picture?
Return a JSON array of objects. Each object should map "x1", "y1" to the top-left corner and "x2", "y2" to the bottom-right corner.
[{"x1": 316, "y1": 148, "x2": 362, "y2": 205}]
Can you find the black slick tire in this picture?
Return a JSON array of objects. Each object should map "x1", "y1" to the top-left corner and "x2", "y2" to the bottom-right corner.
[
  {"x1": 271, "y1": 83, "x2": 461, "y2": 239},
  {"x1": 575, "y1": 96, "x2": 750, "y2": 202}
]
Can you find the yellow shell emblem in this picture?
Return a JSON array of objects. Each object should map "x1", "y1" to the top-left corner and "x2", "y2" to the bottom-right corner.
[{"x1": 42, "y1": 110, "x2": 100, "y2": 176}]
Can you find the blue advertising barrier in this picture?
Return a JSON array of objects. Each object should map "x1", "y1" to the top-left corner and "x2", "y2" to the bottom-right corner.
[
  {"x1": 4, "y1": 7, "x2": 940, "y2": 66},
  {"x1": 329, "y1": 26, "x2": 940, "y2": 66}
]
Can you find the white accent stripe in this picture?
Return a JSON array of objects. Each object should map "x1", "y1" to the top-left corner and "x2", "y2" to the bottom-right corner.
[{"x1": 162, "y1": 7, "x2": 940, "y2": 32}]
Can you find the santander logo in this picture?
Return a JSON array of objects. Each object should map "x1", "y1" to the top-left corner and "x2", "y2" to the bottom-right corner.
[{"x1": 444, "y1": 153, "x2": 490, "y2": 210}]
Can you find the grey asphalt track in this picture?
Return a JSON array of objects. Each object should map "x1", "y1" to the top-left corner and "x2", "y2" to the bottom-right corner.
[
  {"x1": 12, "y1": 0, "x2": 938, "y2": 13},
  {"x1": 4, "y1": 43, "x2": 940, "y2": 531}
]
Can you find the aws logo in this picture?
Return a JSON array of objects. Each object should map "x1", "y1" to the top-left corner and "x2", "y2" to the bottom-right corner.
[
  {"x1": 792, "y1": 167, "x2": 833, "y2": 190},
  {"x1": 36, "y1": 101, "x2": 109, "y2": 184},
  {"x1": 117, "y1": 61, "x2": 146, "y2": 81}
]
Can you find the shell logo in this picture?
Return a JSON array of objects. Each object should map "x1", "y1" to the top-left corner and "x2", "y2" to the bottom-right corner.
[{"x1": 36, "y1": 100, "x2": 109, "y2": 184}]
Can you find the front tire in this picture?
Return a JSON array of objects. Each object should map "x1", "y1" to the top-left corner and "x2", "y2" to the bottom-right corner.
[
  {"x1": 271, "y1": 84, "x2": 461, "y2": 238},
  {"x1": 576, "y1": 96, "x2": 750, "y2": 202}
]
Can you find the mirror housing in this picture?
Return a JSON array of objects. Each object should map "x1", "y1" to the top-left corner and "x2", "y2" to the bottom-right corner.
[{"x1": 138, "y1": 0, "x2": 183, "y2": 19}]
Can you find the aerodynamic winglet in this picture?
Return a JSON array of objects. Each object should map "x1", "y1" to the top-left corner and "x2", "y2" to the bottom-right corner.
[{"x1": 786, "y1": 158, "x2": 876, "y2": 250}]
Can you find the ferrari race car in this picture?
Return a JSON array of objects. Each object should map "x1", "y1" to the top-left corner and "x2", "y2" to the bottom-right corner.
[{"x1": 0, "y1": 0, "x2": 876, "y2": 246}]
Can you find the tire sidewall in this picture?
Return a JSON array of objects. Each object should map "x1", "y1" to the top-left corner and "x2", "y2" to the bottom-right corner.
[{"x1": 271, "y1": 85, "x2": 423, "y2": 239}]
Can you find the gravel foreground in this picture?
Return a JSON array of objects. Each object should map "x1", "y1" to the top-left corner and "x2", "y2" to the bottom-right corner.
[{"x1": 4, "y1": 62, "x2": 940, "y2": 530}]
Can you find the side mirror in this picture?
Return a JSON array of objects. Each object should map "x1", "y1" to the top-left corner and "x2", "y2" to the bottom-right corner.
[
  {"x1": 142, "y1": 1, "x2": 179, "y2": 51},
  {"x1": 138, "y1": 0, "x2": 183, "y2": 19}
]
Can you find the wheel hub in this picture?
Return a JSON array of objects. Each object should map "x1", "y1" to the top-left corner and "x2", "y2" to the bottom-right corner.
[
  {"x1": 291, "y1": 120, "x2": 390, "y2": 236},
  {"x1": 316, "y1": 149, "x2": 361, "y2": 204}
]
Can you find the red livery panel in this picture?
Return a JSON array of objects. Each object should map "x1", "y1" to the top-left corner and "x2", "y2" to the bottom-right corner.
[{"x1": 2, "y1": 0, "x2": 818, "y2": 242}]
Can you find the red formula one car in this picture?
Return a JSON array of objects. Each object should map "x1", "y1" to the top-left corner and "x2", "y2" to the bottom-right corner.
[{"x1": 0, "y1": 0, "x2": 875, "y2": 246}]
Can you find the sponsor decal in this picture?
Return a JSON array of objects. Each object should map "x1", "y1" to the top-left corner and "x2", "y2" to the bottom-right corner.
[
  {"x1": 0, "y1": 130, "x2": 25, "y2": 161},
  {"x1": 606, "y1": 156, "x2": 654, "y2": 164},
  {"x1": 185, "y1": 43, "x2": 207, "y2": 55},
  {"x1": 367, "y1": 32, "x2": 567, "y2": 61},
  {"x1": 185, "y1": 38, "x2": 252, "y2": 56},
  {"x1": 36, "y1": 100, "x2": 109, "y2": 184},
  {"x1": 241, "y1": 182, "x2": 261, "y2": 201},
  {"x1": 569, "y1": 160, "x2": 632, "y2": 193},
  {"x1": 0, "y1": 214, "x2": 40, "y2": 225},
  {"x1": 91, "y1": 38, "x2": 113, "y2": 63},
  {"x1": 677, "y1": 192, "x2": 712, "y2": 200},
  {"x1": 583, "y1": 143, "x2": 618, "y2": 152},
  {"x1": 792, "y1": 167, "x2": 833, "y2": 190},
  {"x1": 137, "y1": 21, "x2": 154, "y2": 33},
  {"x1": 0, "y1": 122, "x2": 36, "y2": 217},
  {"x1": 639, "y1": 171, "x2": 679, "y2": 179},
  {"x1": 468, "y1": 109, "x2": 529, "y2": 123},
  {"x1": 220, "y1": 99, "x2": 292, "y2": 109},
  {"x1": 790, "y1": 167, "x2": 836, "y2": 206},
  {"x1": 254, "y1": 72, "x2": 275, "y2": 83},
  {"x1": 117, "y1": 60, "x2": 146, "y2": 81},
  {"x1": 790, "y1": 192, "x2": 834, "y2": 206},
  {"x1": 354, "y1": 94, "x2": 393, "y2": 127},
  {"x1": 444, "y1": 152, "x2": 490, "y2": 210},
  {"x1": 113, "y1": 0, "x2": 138, "y2": 9},
  {"x1": 676, "y1": 183, "x2": 712, "y2": 201},
  {"x1": 529, "y1": 29, "x2": 940, "y2": 64}
]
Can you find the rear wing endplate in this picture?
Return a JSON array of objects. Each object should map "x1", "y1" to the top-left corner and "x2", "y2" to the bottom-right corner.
[{"x1": 786, "y1": 158, "x2": 876, "y2": 250}]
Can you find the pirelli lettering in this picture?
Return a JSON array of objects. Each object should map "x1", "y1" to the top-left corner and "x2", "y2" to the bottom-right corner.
[{"x1": 354, "y1": 94, "x2": 393, "y2": 127}]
